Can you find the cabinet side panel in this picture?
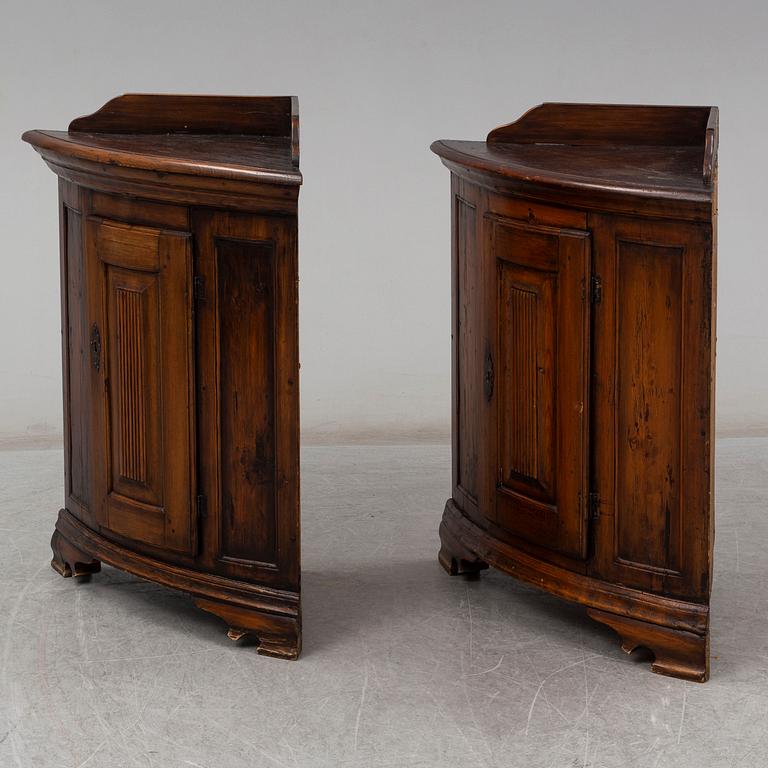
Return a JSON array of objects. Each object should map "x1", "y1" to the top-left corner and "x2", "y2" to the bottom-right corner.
[
  {"x1": 456, "y1": 195, "x2": 479, "y2": 502},
  {"x1": 616, "y1": 242, "x2": 683, "y2": 572},
  {"x1": 590, "y1": 213, "x2": 713, "y2": 600},
  {"x1": 65, "y1": 205, "x2": 91, "y2": 515},
  {"x1": 218, "y1": 239, "x2": 277, "y2": 565}
]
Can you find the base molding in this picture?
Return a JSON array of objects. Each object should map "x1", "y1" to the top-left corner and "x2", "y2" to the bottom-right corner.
[
  {"x1": 194, "y1": 598, "x2": 300, "y2": 659},
  {"x1": 587, "y1": 608, "x2": 708, "y2": 682},
  {"x1": 439, "y1": 499, "x2": 710, "y2": 681},
  {"x1": 52, "y1": 509, "x2": 300, "y2": 659},
  {"x1": 51, "y1": 528, "x2": 101, "y2": 578},
  {"x1": 438, "y1": 520, "x2": 489, "y2": 577}
]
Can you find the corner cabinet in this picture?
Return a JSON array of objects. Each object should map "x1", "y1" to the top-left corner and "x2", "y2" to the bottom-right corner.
[
  {"x1": 432, "y1": 103, "x2": 718, "y2": 681},
  {"x1": 23, "y1": 94, "x2": 302, "y2": 658}
]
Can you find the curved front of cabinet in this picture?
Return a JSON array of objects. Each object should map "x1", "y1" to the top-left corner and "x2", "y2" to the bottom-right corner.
[
  {"x1": 25, "y1": 94, "x2": 303, "y2": 659},
  {"x1": 50, "y1": 179, "x2": 302, "y2": 659},
  {"x1": 437, "y1": 168, "x2": 715, "y2": 683}
]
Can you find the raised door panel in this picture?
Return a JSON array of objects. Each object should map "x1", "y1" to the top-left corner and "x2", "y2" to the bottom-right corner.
[
  {"x1": 590, "y1": 214, "x2": 714, "y2": 600},
  {"x1": 498, "y1": 262, "x2": 556, "y2": 499},
  {"x1": 490, "y1": 216, "x2": 591, "y2": 560},
  {"x1": 192, "y1": 210, "x2": 299, "y2": 589},
  {"x1": 616, "y1": 242, "x2": 683, "y2": 571},
  {"x1": 87, "y1": 217, "x2": 196, "y2": 555},
  {"x1": 217, "y1": 238, "x2": 277, "y2": 564}
]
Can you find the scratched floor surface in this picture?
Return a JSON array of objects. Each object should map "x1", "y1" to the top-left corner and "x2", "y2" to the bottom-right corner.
[{"x1": 1, "y1": 440, "x2": 767, "y2": 768}]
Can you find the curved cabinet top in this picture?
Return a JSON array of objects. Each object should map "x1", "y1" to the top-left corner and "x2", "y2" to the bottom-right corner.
[
  {"x1": 431, "y1": 103, "x2": 718, "y2": 221},
  {"x1": 23, "y1": 94, "x2": 302, "y2": 207}
]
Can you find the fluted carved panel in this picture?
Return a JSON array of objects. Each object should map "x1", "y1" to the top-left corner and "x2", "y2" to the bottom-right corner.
[
  {"x1": 94, "y1": 219, "x2": 193, "y2": 553},
  {"x1": 115, "y1": 288, "x2": 147, "y2": 484},
  {"x1": 491, "y1": 217, "x2": 590, "y2": 559},
  {"x1": 501, "y1": 283, "x2": 538, "y2": 480}
]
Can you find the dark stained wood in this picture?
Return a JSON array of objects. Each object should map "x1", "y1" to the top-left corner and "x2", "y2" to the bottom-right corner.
[
  {"x1": 218, "y1": 239, "x2": 277, "y2": 564},
  {"x1": 22, "y1": 144, "x2": 299, "y2": 216},
  {"x1": 194, "y1": 598, "x2": 301, "y2": 660},
  {"x1": 51, "y1": 528, "x2": 101, "y2": 578},
  {"x1": 23, "y1": 131, "x2": 301, "y2": 186},
  {"x1": 60, "y1": 181, "x2": 97, "y2": 530},
  {"x1": 440, "y1": 500, "x2": 708, "y2": 634},
  {"x1": 432, "y1": 142, "x2": 710, "y2": 210},
  {"x1": 589, "y1": 214, "x2": 714, "y2": 600},
  {"x1": 87, "y1": 218, "x2": 197, "y2": 554},
  {"x1": 433, "y1": 104, "x2": 719, "y2": 222},
  {"x1": 490, "y1": 217, "x2": 591, "y2": 559},
  {"x1": 450, "y1": 176, "x2": 497, "y2": 526},
  {"x1": 289, "y1": 96, "x2": 300, "y2": 168},
  {"x1": 434, "y1": 103, "x2": 717, "y2": 681},
  {"x1": 192, "y1": 210, "x2": 299, "y2": 588},
  {"x1": 90, "y1": 192, "x2": 189, "y2": 230},
  {"x1": 54, "y1": 507, "x2": 299, "y2": 650},
  {"x1": 616, "y1": 241, "x2": 683, "y2": 572},
  {"x1": 23, "y1": 94, "x2": 302, "y2": 658},
  {"x1": 455, "y1": 190, "x2": 480, "y2": 504},
  {"x1": 587, "y1": 609, "x2": 708, "y2": 682},
  {"x1": 22, "y1": 96, "x2": 301, "y2": 224},
  {"x1": 68, "y1": 94, "x2": 294, "y2": 138},
  {"x1": 703, "y1": 107, "x2": 719, "y2": 186},
  {"x1": 486, "y1": 103, "x2": 712, "y2": 147},
  {"x1": 487, "y1": 193, "x2": 587, "y2": 229}
]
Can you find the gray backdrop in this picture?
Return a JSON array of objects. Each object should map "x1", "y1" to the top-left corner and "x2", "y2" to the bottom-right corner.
[{"x1": 1, "y1": 0, "x2": 764, "y2": 443}]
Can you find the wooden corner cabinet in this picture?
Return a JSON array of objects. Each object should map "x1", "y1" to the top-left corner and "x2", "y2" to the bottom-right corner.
[
  {"x1": 431, "y1": 103, "x2": 718, "y2": 681},
  {"x1": 23, "y1": 94, "x2": 302, "y2": 658}
]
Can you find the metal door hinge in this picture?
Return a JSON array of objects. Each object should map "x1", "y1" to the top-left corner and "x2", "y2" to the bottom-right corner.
[
  {"x1": 193, "y1": 276, "x2": 205, "y2": 303},
  {"x1": 588, "y1": 492, "x2": 601, "y2": 520},
  {"x1": 589, "y1": 275, "x2": 602, "y2": 305},
  {"x1": 484, "y1": 348, "x2": 494, "y2": 402},
  {"x1": 196, "y1": 494, "x2": 207, "y2": 520}
]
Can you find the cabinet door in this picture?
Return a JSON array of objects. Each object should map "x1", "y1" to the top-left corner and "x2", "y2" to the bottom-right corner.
[
  {"x1": 589, "y1": 214, "x2": 714, "y2": 600},
  {"x1": 87, "y1": 217, "x2": 197, "y2": 555},
  {"x1": 489, "y1": 216, "x2": 591, "y2": 560},
  {"x1": 192, "y1": 210, "x2": 299, "y2": 590}
]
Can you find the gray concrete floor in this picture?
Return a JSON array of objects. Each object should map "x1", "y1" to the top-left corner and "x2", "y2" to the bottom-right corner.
[{"x1": 0, "y1": 440, "x2": 767, "y2": 768}]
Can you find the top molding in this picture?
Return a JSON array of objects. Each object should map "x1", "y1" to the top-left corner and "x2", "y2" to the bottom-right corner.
[
  {"x1": 68, "y1": 93, "x2": 300, "y2": 167},
  {"x1": 21, "y1": 94, "x2": 302, "y2": 206},
  {"x1": 432, "y1": 103, "x2": 718, "y2": 221},
  {"x1": 487, "y1": 103, "x2": 718, "y2": 185}
]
